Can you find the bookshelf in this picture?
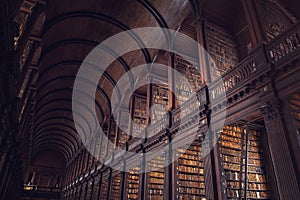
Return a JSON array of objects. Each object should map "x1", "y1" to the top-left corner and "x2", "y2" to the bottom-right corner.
[
  {"x1": 132, "y1": 95, "x2": 147, "y2": 137},
  {"x1": 100, "y1": 179, "x2": 109, "y2": 200},
  {"x1": 118, "y1": 110, "x2": 130, "y2": 147},
  {"x1": 127, "y1": 166, "x2": 140, "y2": 200},
  {"x1": 174, "y1": 55, "x2": 202, "y2": 106},
  {"x1": 146, "y1": 155, "x2": 166, "y2": 200},
  {"x1": 219, "y1": 126, "x2": 271, "y2": 199},
  {"x1": 176, "y1": 140, "x2": 206, "y2": 200},
  {"x1": 14, "y1": 1, "x2": 36, "y2": 47},
  {"x1": 205, "y1": 22, "x2": 239, "y2": 79},
  {"x1": 110, "y1": 173, "x2": 121, "y2": 200},
  {"x1": 151, "y1": 84, "x2": 168, "y2": 124}
]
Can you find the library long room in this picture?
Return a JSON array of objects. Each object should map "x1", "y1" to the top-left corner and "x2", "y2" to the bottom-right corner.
[{"x1": 1, "y1": 0, "x2": 300, "y2": 200}]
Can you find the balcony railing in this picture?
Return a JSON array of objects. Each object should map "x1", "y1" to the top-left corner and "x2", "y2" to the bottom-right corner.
[
  {"x1": 24, "y1": 185, "x2": 62, "y2": 192},
  {"x1": 267, "y1": 21, "x2": 300, "y2": 64},
  {"x1": 209, "y1": 45, "x2": 268, "y2": 102},
  {"x1": 23, "y1": 185, "x2": 62, "y2": 199}
]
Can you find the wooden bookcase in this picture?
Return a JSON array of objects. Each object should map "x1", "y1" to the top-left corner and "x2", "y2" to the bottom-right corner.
[
  {"x1": 146, "y1": 155, "x2": 166, "y2": 200},
  {"x1": 118, "y1": 110, "x2": 130, "y2": 147},
  {"x1": 175, "y1": 140, "x2": 206, "y2": 199},
  {"x1": 205, "y1": 22, "x2": 239, "y2": 79},
  {"x1": 132, "y1": 95, "x2": 147, "y2": 137},
  {"x1": 151, "y1": 84, "x2": 168, "y2": 124},
  {"x1": 174, "y1": 55, "x2": 202, "y2": 106},
  {"x1": 100, "y1": 179, "x2": 109, "y2": 200},
  {"x1": 110, "y1": 173, "x2": 121, "y2": 200},
  {"x1": 219, "y1": 126, "x2": 271, "y2": 199},
  {"x1": 127, "y1": 166, "x2": 140, "y2": 200}
]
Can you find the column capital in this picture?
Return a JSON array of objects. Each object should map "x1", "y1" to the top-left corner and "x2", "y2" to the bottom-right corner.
[{"x1": 260, "y1": 99, "x2": 281, "y2": 122}]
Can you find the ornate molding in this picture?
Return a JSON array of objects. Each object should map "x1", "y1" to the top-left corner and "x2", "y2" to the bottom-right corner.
[{"x1": 260, "y1": 99, "x2": 281, "y2": 122}]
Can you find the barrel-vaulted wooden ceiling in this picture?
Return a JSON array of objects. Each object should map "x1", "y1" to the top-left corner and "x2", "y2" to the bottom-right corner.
[
  {"x1": 33, "y1": 0, "x2": 195, "y2": 163},
  {"x1": 30, "y1": 0, "x2": 298, "y2": 165}
]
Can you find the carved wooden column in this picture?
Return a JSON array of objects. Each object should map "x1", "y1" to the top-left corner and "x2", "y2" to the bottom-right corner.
[
  {"x1": 205, "y1": 109, "x2": 222, "y2": 200},
  {"x1": 260, "y1": 98, "x2": 300, "y2": 199},
  {"x1": 138, "y1": 73, "x2": 153, "y2": 200},
  {"x1": 167, "y1": 52, "x2": 176, "y2": 111},
  {"x1": 194, "y1": 19, "x2": 211, "y2": 84},
  {"x1": 165, "y1": 52, "x2": 175, "y2": 200},
  {"x1": 146, "y1": 75, "x2": 153, "y2": 126}
]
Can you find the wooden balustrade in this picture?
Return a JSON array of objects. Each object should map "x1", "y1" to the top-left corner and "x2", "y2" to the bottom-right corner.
[
  {"x1": 209, "y1": 55, "x2": 258, "y2": 102},
  {"x1": 267, "y1": 21, "x2": 300, "y2": 64}
]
